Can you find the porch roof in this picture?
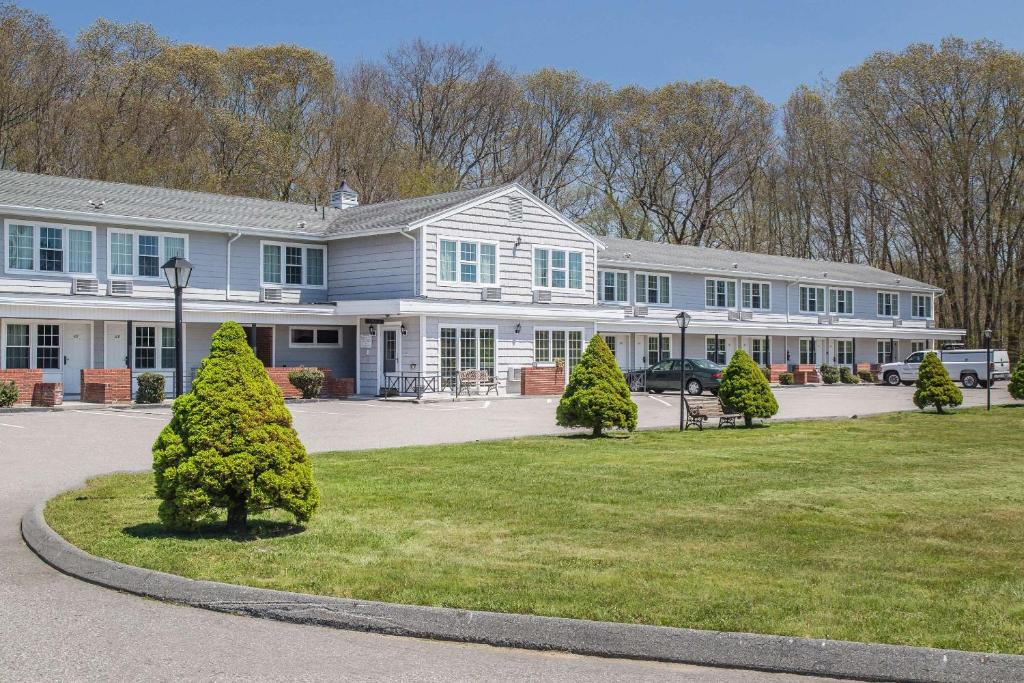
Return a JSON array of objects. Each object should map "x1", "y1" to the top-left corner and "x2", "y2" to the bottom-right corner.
[
  {"x1": 597, "y1": 319, "x2": 965, "y2": 340},
  {"x1": 333, "y1": 298, "x2": 624, "y2": 323}
]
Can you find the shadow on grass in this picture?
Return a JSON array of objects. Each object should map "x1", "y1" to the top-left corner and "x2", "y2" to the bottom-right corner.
[{"x1": 123, "y1": 519, "x2": 306, "y2": 542}]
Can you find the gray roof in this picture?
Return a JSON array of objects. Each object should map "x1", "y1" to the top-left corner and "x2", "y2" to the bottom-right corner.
[
  {"x1": 323, "y1": 185, "x2": 507, "y2": 236},
  {"x1": 599, "y1": 236, "x2": 938, "y2": 290}
]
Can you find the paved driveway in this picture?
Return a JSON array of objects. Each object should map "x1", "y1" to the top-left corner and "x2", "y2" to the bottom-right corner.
[{"x1": 2, "y1": 385, "x2": 1015, "y2": 681}]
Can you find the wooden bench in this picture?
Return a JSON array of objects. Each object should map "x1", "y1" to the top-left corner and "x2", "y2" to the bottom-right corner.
[
  {"x1": 684, "y1": 395, "x2": 741, "y2": 430},
  {"x1": 455, "y1": 369, "x2": 499, "y2": 398}
]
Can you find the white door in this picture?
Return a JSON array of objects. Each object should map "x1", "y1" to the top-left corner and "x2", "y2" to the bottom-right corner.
[
  {"x1": 724, "y1": 336, "x2": 738, "y2": 363},
  {"x1": 62, "y1": 323, "x2": 91, "y2": 395},
  {"x1": 105, "y1": 322, "x2": 128, "y2": 369},
  {"x1": 603, "y1": 334, "x2": 630, "y2": 369},
  {"x1": 377, "y1": 325, "x2": 401, "y2": 393}
]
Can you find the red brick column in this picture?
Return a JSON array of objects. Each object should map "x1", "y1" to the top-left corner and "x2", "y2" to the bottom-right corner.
[
  {"x1": 767, "y1": 364, "x2": 787, "y2": 382},
  {"x1": 81, "y1": 368, "x2": 132, "y2": 404},
  {"x1": 31, "y1": 382, "x2": 63, "y2": 407},
  {"x1": 0, "y1": 369, "x2": 44, "y2": 406},
  {"x1": 521, "y1": 366, "x2": 565, "y2": 395}
]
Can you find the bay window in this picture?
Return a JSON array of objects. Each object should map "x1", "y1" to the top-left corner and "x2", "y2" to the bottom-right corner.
[
  {"x1": 533, "y1": 246, "x2": 583, "y2": 290},
  {"x1": 830, "y1": 288, "x2": 854, "y2": 315},
  {"x1": 5, "y1": 221, "x2": 95, "y2": 276},
  {"x1": 742, "y1": 281, "x2": 770, "y2": 310},
  {"x1": 877, "y1": 291, "x2": 899, "y2": 317},
  {"x1": 636, "y1": 273, "x2": 670, "y2": 305},
  {"x1": 108, "y1": 230, "x2": 187, "y2": 279},
  {"x1": 799, "y1": 286, "x2": 826, "y2": 313},
  {"x1": 260, "y1": 241, "x2": 327, "y2": 288},
  {"x1": 911, "y1": 294, "x2": 932, "y2": 319},
  {"x1": 438, "y1": 238, "x2": 497, "y2": 285},
  {"x1": 599, "y1": 270, "x2": 628, "y2": 302}
]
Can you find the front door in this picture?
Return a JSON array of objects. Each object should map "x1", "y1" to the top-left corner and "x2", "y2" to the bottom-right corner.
[
  {"x1": 378, "y1": 326, "x2": 401, "y2": 393},
  {"x1": 105, "y1": 322, "x2": 128, "y2": 369},
  {"x1": 604, "y1": 334, "x2": 630, "y2": 369},
  {"x1": 62, "y1": 322, "x2": 91, "y2": 395}
]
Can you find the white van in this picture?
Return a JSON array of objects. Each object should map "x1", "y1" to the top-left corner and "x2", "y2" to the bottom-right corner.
[{"x1": 880, "y1": 349, "x2": 1011, "y2": 388}]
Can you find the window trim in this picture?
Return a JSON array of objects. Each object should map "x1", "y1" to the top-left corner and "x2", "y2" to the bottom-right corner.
[
  {"x1": 829, "y1": 288, "x2": 855, "y2": 316},
  {"x1": 532, "y1": 245, "x2": 586, "y2": 291},
  {"x1": 877, "y1": 339, "x2": 893, "y2": 363},
  {"x1": 130, "y1": 323, "x2": 182, "y2": 371},
  {"x1": 799, "y1": 285, "x2": 827, "y2": 314},
  {"x1": 533, "y1": 326, "x2": 586, "y2": 366},
  {"x1": 597, "y1": 269, "x2": 630, "y2": 304},
  {"x1": 3, "y1": 219, "x2": 97, "y2": 278},
  {"x1": 876, "y1": 290, "x2": 900, "y2": 318},
  {"x1": 436, "y1": 235, "x2": 500, "y2": 287},
  {"x1": 288, "y1": 326, "x2": 343, "y2": 348},
  {"x1": 740, "y1": 280, "x2": 771, "y2": 311},
  {"x1": 910, "y1": 294, "x2": 933, "y2": 320},
  {"x1": 635, "y1": 272, "x2": 672, "y2": 307},
  {"x1": 107, "y1": 228, "x2": 189, "y2": 281},
  {"x1": 259, "y1": 240, "x2": 327, "y2": 290},
  {"x1": 440, "y1": 325, "x2": 498, "y2": 385},
  {"x1": 705, "y1": 277, "x2": 737, "y2": 309}
]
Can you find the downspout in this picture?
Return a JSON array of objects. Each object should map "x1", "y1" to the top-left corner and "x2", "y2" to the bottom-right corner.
[
  {"x1": 225, "y1": 231, "x2": 242, "y2": 301},
  {"x1": 400, "y1": 231, "x2": 418, "y2": 297}
]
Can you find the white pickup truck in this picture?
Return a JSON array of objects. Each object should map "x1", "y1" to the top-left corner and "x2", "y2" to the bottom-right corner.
[{"x1": 880, "y1": 349, "x2": 1011, "y2": 388}]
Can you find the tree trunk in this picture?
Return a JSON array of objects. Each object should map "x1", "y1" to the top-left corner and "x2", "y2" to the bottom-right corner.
[
  {"x1": 592, "y1": 425, "x2": 603, "y2": 437},
  {"x1": 744, "y1": 414, "x2": 753, "y2": 428},
  {"x1": 226, "y1": 501, "x2": 248, "y2": 533}
]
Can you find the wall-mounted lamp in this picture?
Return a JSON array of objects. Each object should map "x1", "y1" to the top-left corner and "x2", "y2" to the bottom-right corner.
[
  {"x1": 369, "y1": 324, "x2": 376, "y2": 336},
  {"x1": 515, "y1": 236, "x2": 523, "y2": 248},
  {"x1": 400, "y1": 323, "x2": 407, "y2": 336},
  {"x1": 514, "y1": 322, "x2": 522, "y2": 334}
]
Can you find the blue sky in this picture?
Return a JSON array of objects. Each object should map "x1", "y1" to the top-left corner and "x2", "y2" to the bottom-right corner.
[{"x1": 22, "y1": 0, "x2": 1024, "y2": 103}]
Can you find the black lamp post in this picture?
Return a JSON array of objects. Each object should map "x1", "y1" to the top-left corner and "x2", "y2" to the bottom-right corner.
[
  {"x1": 162, "y1": 256, "x2": 193, "y2": 397},
  {"x1": 984, "y1": 328, "x2": 993, "y2": 411},
  {"x1": 675, "y1": 311, "x2": 691, "y2": 430}
]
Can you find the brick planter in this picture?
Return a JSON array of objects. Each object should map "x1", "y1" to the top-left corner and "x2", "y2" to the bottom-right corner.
[
  {"x1": 521, "y1": 366, "x2": 565, "y2": 395},
  {"x1": 792, "y1": 364, "x2": 821, "y2": 384},
  {"x1": 0, "y1": 369, "x2": 44, "y2": 406},
  {"x1": 81, "y1": 368, "x2": 132, "y2": 404},
  {"x1": 266, "y1": 367, "x2": 355, "y2": 399},
  {"x1": 31, "y1": 382, "x2": 63, "y2": 407},
  {"x1": 766, "y1": 364, "x2": 788, "y2": 382}
]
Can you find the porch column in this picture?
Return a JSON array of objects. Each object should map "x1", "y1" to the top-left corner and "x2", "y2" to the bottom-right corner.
[
  {"x1": 765, "y1": 335, "x2": 770, "y2": 365},
  {"x1": 714, "y1": 333, "x2": 720, "y2": 364},
  {"x1": 657, "y1": 332, "x2": 663, "y2": 362},
  {"x1": 890, "y1": 337, "x2": 896, "y2": 363},
  {"x1": 250, "y1": 323, "x2": 257, "y2": 353},
  {"x1": 852, "y1": 337, "x2": 857, "y2": 366},
  {"x1": 126, "y1": 321, "x2": 133, "y2": 369}
]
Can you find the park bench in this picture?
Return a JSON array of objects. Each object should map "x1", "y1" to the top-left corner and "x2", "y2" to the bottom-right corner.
[
  {"x1": 455, "y1": 369, "x2": 500, "y2": 398},
  {"x1": 684, "y1": 395, "x2": 741, "y2": 430}
]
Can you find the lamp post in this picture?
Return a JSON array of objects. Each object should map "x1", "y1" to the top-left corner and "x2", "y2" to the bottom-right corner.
[
  {"x1": 162, "y1": 256, "x2": 193, "y2": 397},
  {"x1": 675, "y1": 311, "x2": 691, "y2": 430},
  {"x1": 984, "y1": 328, "x2": 992, "y2": 411}
]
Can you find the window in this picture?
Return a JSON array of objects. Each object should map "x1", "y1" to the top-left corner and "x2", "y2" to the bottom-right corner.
[
  {"x1": 799, "y1": 338, "x2": 817, "y2": 364},
  {"x1": 911, "y1": 294, "x2": 932, "y2": 319},
  {"x1": 706, "y1": 337, "x2": 726, "y2": 364},
  {"x1": 877, "y1": 340, "x2": 893, "y2": 363},
  {"x1": 751, "y1": 338, "x2": 771, "y2": 365},
  {"x1": 440, "y1": 327, "x2": 496, "y2": 386},
  {"x1": 911, "y1": 341, "x2": 928, "y2": 353},
  {"x1": 637, "y1": 273, "x2": 670, "y2": 305},
  {"x1": 835, "y1": 339, "x2": 854, "y2": 366},
  {"x1": 161, "y1": 328, "x2": 176, "y2": 369},
  {"x1": 4, "y1": 324, "x2": 29, "y2": 369},
  {"x1": 830, "y1": 288, "x2": 854, "y2": 315},
  {"x1": 533, "y1": 247, "x2": 583, "y2": 290},
  {"x1": 109, "y1": 230, "x2": 188, "y2": 279},
  {"x1": 134, "y1": 326, "x2": 156, "y2": 369},
  {"x1": 33, "y1": 324, "x2": 59, "y2": 370},
  {"x1": 906, "y1": 351, "x2": 926, "y2": 364},
  {"x1": 647, "y1": 336, "x2": 670, "y2": 364},
  {"x1": 131, "y1": 325, "x2": 179, "y2": 370},
  {"x1": 260, "y1": 242, "x2": 326, "y2": 288},
  {"x1": 742, "y1": 281, "x2": 770, "y2": 310},
  {"x1": 289, "y1": 327, "x2": 342, "y2": 347},
  {"x1": 799, "y1": 286, "x2": 826, "y2": 313},
  {"x1": 705, "y1": 279, "x2": 736, "y2": 308},
  {"x1": 438, "y1": 238, "x2": 496, "y2": 285},
  {"x1": 5, "y1": 222, "x2": 94, "y2": 275},
  {"x1": 534, "y1": 329, "x2": 583, "y2": 375},
  {"x1": 599, "y1": 271, "x2": 628, "y2": 303},
  {"x1": 877, "y1": 291, "x2": 899, "y2": 317}
]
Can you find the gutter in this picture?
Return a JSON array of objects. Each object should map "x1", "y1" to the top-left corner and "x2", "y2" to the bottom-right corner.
[{"x1": 225, "y1": 231, "x2": 242, "y2": 301}]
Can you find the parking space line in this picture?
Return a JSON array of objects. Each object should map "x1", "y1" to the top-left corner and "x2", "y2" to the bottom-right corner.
[
  {"x1": 648, "y1": 394, "x2": 672, "y2": 407},
  {"x1": 0, "y1": 422, "x2": 25, "y2": 429},
  {"x1": 72, "y1": 410, "x2": 166, "y2": 421}
]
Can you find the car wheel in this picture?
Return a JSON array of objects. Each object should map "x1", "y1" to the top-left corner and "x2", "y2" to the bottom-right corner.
[
  {"x1": 961, "y1": 374, "x2": 978, "y2": 389},
  {"x1": 686, "y1": 379, "x2": 703, "y2": 395},
  {"x1": 885, "y1": 372, "x2": 901, "y2": 386}
]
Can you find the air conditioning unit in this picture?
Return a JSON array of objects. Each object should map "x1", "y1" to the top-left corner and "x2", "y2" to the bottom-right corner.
[
  {"x1": 108, "y1": 279, "x2": 133, "y2": 296},
  {"x1": 261, "y1": 286, "x2": 283, "y2": 303},
  {"x1": 817, "y1": 314, "x2": 832, "y2": 325},
  {"x1": 533, "y1": 289, "x2": 552, "y2": 304},
  {"x1": 622, "y1": 305, "x2": 635, "y2": 316},
  {"x1": 72, "y1": 278, "x2": 99, "y2": 295},
  {"x1": 926, "y1": 319, "x2": 935, "y2": 329},
  {"x1": 634, "y1": 305, "x2": 649, "y2": 317},
  {"x1": 728, "y1": 310, "x2": 740, "y2": 321},
  {"x1": 740, "y1": 311, "x2": 754, "y2": 321},
  {"x1": 481, "y1": 287, "x2": 502, "y2": 302},
  {"x1": 892, "y1": 318, "x2": 903, "y2": 327}
]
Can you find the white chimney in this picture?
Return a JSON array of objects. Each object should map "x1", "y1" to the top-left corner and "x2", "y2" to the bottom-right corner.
[{"x1": 329, "y1": 181, "x2": 359, "y2": 209}]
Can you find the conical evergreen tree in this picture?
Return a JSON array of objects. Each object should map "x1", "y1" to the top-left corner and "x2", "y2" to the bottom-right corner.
[
  {"x1": 913, "y1": 352, "x2": 963, "y2": 414},
  {"x1": 718, "y1": 349, "x2": 779, "y2": 427},
  {"x1": 153, "y1": 321, "x2": 319, "y2": 532},
  {"x1": 1009, "y1": 358, "x2": 1024, "y2": 400},
  {"x1": 556, "y1": 335, "x2": 638, "y2": 436}
]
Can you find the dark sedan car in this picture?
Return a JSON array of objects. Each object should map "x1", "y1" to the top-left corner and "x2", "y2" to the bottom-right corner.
[{"x1": 645, "y1": 358, "x2": 724, "y2": 395}]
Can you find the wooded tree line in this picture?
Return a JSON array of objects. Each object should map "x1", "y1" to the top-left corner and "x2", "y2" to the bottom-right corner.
[{"x1": 1, "y1": 3, "x2": 1022, "y2": 350}]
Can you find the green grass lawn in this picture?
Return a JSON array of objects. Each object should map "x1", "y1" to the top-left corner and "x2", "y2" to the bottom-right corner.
[{"x1": 47, "y1": 407, "x2": 1024, "y2": 653}]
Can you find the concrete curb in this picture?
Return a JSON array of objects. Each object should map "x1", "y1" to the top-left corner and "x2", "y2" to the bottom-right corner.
[{"x1": 22, "y1": 503, "x2": 1023, "y2": 683}]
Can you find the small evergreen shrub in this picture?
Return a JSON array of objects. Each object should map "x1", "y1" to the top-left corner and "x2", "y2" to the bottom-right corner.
[
  {"x1": 779, "y1": 372, "x2": 794, "y2": 385},
  {"x1": 153, "y1": 321, "x2": 319, "y2": 532},
  {"x1": 839, "y1": 366, "x2": 859, "y2": 384},
  {"x1": 760, "y1": 366, "x2": 771, "y2": 381},
  {"x1": 556, "y1": 335, "x2": 638, "y2": 437},
  {"x1": 136, "y1": 372, "x2": 166, "y2": 404},
  {"x1": 913, "y1": 352, "x2": 963, "y2": 414},
  {"x1": 718, "y1": 349, "x2": 779, "y2": 427},
  {"x1": 288, "y1": 368, "x2": 325, "y2": 399},
  {"x1": 0, "y1": 380, "x2": 18, "y2": 407},
  {"x1": 819, "y1": 364, "x2": 840, "y2": 384},
  {"x1": 1009, "y1": 360, "x2": 1024, "y2": 400},
  {"x1": 858, "y1": 369, "x2": 875, "y2": 383}
]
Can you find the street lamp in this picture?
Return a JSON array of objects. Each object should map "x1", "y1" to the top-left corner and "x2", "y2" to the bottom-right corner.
[
  {"x1": 984, "y1": 328, "x2": 993, "y2": 411},
  {"x1": 162, "y1": 256, "x2": 193, "y2": 398},
  {"x1": 675, "y1": 311, "x2": 691, "y2": 430}
]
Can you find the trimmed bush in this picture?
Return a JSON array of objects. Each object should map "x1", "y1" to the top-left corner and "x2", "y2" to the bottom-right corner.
[
  {"x1": 839, "y1": 366, "x2": 859, "y2": 384},
  {"x1": 858, "y1": 369, "x2": 875, "y2": 383},
  {"x1": 556, "y1": 335, "x2": 637, "y2": 437},
  {"x1": 779, "y1": 372, "x2": 795, "y2": 385},
  {"x1": 135, "y1": 372, "x2": 166, "y2": 404},
  {"x1": 913, "y1": 352, "x2": 963, "y2": 414},
  {"x1": 760, "y1": 366, "x2": 771, "y2": 381},
  {"x1": 819, "y1": 364, "x2": 840, "y2": 385},
  {"x1": 1009, "y1": 360, "x2": 1024, "y2": 400},
  {"x1": 288, "y1": 367, "x2": 325, "y2": 399},
  {"x1": 0, "y1": 380, "x2": 17, "y2": 407},
  {"x1": 719, "y1": 349, "x2": 779, "y2": 427},
  {"x1": 153, "y1": 321, "x2": 319, "y2": 532}
]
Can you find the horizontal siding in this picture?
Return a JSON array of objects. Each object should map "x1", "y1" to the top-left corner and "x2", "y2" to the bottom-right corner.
[{"x1": 328, "y1": 233, "x2": 416, "y2": 300}]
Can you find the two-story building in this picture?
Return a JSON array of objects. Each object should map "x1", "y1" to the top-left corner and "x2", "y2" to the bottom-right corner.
[{"x1": 0, "y1": 170, "x2": 963, "y2": 399}]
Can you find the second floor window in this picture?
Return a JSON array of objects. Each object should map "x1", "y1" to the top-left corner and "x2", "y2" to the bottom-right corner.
[
  {"x1": 599, "y1": 271, "x2": 628, "y2": 302},
  {"x1": 109, "y1": 230, "x2": 186, "y2": 279},
  {"x1": 877, "y1": 291, "x2": 899, "y2": 317},
  {"x1": 911, "y1": 294, "x2": 932, "y2": 318},
  {"x1": 261, "y1": 242, "x2": 326, "y2": 287},
  {"x1": 636, "y1": 273, "x2": 670, "y2": 305},
  {"x1": 534, "y1": 247, "x2": 583, "y2": 290},
  {"x1": 830, "y1": 288, "x2": 854, "y2": 314},
  {"x1": 439, "y1": 239, "x2": 496, "y2": 285},
  {"x1": 5, "y1": 222, "x2": 95, "y2": 276},
  {"x1": 706, "y1": 278, "x2": 736, "y2": 308},
  {"x1": 742, "y1": 281, "x2": 770, "y2": 310},
  {"x1": 800, "y1": 285, "x2": 825, "y2": 313}
]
